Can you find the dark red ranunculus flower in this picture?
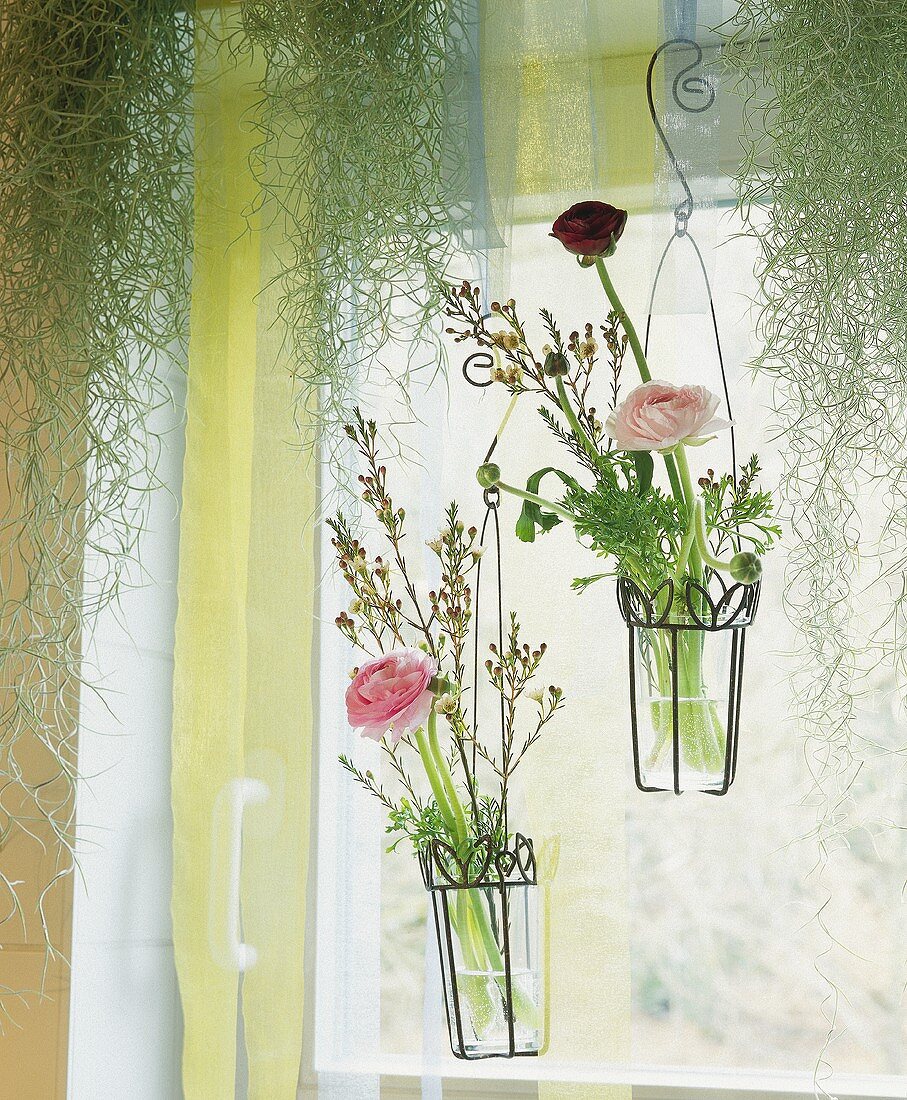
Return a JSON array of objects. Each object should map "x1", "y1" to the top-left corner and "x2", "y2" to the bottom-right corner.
[{"x1": 550, "y1": 201, "x2": 628, "y2": 257}]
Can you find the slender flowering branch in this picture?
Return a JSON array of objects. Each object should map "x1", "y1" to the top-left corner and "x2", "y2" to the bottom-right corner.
[{"x1": 334, "y1": 412, "x2": 565, "y2": 857}]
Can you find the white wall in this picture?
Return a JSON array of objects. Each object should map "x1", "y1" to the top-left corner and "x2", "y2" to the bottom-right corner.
[{"x1": 67, "y1": 361, "x2": 186, "y2": 1099}]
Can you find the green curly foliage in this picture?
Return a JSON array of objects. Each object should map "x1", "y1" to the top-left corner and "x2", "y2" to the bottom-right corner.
[
  {"x1": 238, "y1": 0, "x2": 473, "y2": 449},
  {"x1": 564, "y1": 477, "x2": 685, "y2": 592},
  {"x1": 725, "y1": 3, "x2": 907, "y2": 1080},
  {"x1": 0, "y1": 1, "x2": 192, "y2": 1017}
]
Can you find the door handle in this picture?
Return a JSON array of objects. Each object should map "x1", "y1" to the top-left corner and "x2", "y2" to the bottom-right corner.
[{"x1": 225, "y1": 777, "x2": 270, "y2": 972}]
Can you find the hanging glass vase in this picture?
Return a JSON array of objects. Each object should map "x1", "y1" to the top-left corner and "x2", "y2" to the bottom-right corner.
[
  {"x1": 617, "y1": 573, "x2": 761, "y2": 795},
  {"x1": 420, "y1": 833, "x2": 543, "y2": 1059}
]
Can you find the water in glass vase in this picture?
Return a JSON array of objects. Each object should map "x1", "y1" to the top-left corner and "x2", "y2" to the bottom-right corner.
[
  {"x1": 448, "y1": 966, "x2": 541, "y2": 1055},
  {"x1": 440, "y1": 882, "x2": 543, "y2": 1056},
  {"x1": 634, "y1": 627, "x2": 732, "y2": 793}
]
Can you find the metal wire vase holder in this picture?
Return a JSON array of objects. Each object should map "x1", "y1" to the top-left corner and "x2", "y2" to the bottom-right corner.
[
  {"x1": 420, "y1": 832, "x2": 541, "y2": 1059},
  {"x1": 621, "y1": 39, "x2": 763, "y2": 795},
  {"x1": 412, "y1": 385, "x2": 543, "y2": 1058},
  {"x1": 617, "y1": 573, "x2": 761, "y2": 795}
]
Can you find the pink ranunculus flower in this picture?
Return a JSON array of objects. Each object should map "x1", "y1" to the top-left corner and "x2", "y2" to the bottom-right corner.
[
  {"x1": 605, "y1": 381, "x2": 732, "y2": 452},
  {"x1": 346, "y1": 648, "x2": 437, "y2": 744}
]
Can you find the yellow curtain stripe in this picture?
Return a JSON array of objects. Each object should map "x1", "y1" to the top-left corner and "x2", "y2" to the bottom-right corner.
[
  {"x1": 174, "y1": 12, "x2": 316, "y2": 1095},
  {"x1": 172, "y1": 12, "x2": 261, "y2": 1096},
  {"x1": 238, "y1": 220, "x2": 316, "y2": 1098}
]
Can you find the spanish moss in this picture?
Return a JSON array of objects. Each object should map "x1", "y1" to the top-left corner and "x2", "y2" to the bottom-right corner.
[
  {"x1": 724, "y1": 4, "x2": 907, "y2": 1088},
  {"x1": 239, "y1": 0, "x2": 474, "y2": 453},
  {"x1": 0, "y1": 1, "x2": 193, "y2": 1019}
]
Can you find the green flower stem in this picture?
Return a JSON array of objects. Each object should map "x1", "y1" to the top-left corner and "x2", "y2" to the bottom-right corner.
[
  {"x1": 694, "y1": 499, "x2": 731, "y2": 573},
  {"x1": 496, "y1": 480, "x2": 577, "y2": 523},
  {"x1": 414, "y1": 712, "x2": 538, "y2": 1034},
  {"x1": 674, "y1": 447, "x2": 703, "y2": 579},
  {"x1": 554, "y1": 376, "x2": 601, "y2": 466},
  {"x1": 672, "y1": 508, "x2": 698, "y2": 586},
  {"x1": 664, "y1": 453, "x2": 686, "y2": 509},
  {"x1": 413, "y1": 721, "x2": 458, "y2": 838},
  {"x1": 647, "y1": 455, "x2": 728, "y2": 779},
  {"x1": 673, "y1": 445, "x2": 696, "y2": 514},
  {"x1": 426, "y1": 709, "x2": 470, "y2": 847},
  {"x1": 595, "y1": 257, "x2": 650, "y2": 382},
  {"x1": 646, "y1": 629, "x2": 725, "y2": 776},
  {"x1": 495, "y1": 390, "x2": 520, "y2": 441},
  {"x1": 594, "y1": 257, "x2": 684, "y2": 509}
]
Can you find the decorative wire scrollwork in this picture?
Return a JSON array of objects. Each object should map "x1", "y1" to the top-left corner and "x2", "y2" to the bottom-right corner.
[
  {"x1": 616, "y1": 573, "x2": 762, "y2": 632},
  {"x1": 646, "y1": 38, "x2": 715, "y2": 231},
  {"x1": 419, "y1": 832, "x2": 537, "y2": 891},
  {"x1": 462, "y1": 347, "x2": 502, "y2": 465}
]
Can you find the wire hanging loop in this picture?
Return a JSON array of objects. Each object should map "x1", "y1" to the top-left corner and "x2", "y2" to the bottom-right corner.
[
  {"x1": 646, "y1": 38, "x2": 715, "y2": 235},
  {"x1": 462, "y1": 345, "x2": 509, "y2": 833}
]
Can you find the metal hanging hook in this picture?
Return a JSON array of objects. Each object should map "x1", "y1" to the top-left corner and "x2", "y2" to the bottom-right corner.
[
  {"x1": 646, "y1": 37, "x2": 715, "y2": 234},
  {"x1": 645, "y1": 36, "x2": 737, "y2": 484}
]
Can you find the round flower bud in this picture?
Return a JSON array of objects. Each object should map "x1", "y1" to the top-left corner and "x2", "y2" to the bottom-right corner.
[
  {"x1": 729, "y1": 551, "x2": 762, "y2": 585},
  {"x1": 476, "y1": 462, "x2": 501, "y2": 488},
  {"x1": 543, "y1": 351, "x2": 570, "y2": 377}
]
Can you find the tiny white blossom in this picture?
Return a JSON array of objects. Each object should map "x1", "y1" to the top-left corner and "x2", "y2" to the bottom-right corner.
[{"x1": 438, "y1": 693, "x2": 457, "y2": 715}]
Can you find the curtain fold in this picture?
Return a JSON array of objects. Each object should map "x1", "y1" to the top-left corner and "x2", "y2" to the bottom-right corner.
[
  {"x1": 480, "y1": 0, "x2": 658, "y2": 295},
  {"x1": 172, "y1": 17, "x2": 257, "y2": 1095},
  {"x1": 172, "y1": 10, "x2": 315, "y2": 1097},
  {"x1": 478, "y1": 3, "x2": 655, "y2": 1093},
  {"x1": 239, "y1": 222, "x2": 315, "y2": 1100}
]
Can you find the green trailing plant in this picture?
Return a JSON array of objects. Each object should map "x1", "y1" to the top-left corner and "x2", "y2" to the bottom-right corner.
[
  {"x1": 239, "y1": 0, "x2": 473, "y2": 451},
  {"x1": 723, "y1": 5, "x2": 907, "y2": 1087},
  {"x1": 0, "y1": 2, "x2": 192, "y2": 1019}
]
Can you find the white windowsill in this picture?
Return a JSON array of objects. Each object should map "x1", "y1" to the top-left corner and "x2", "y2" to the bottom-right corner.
[{"x1": 311, "y1": 1056, "x2": 907, "y2": 1100}]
